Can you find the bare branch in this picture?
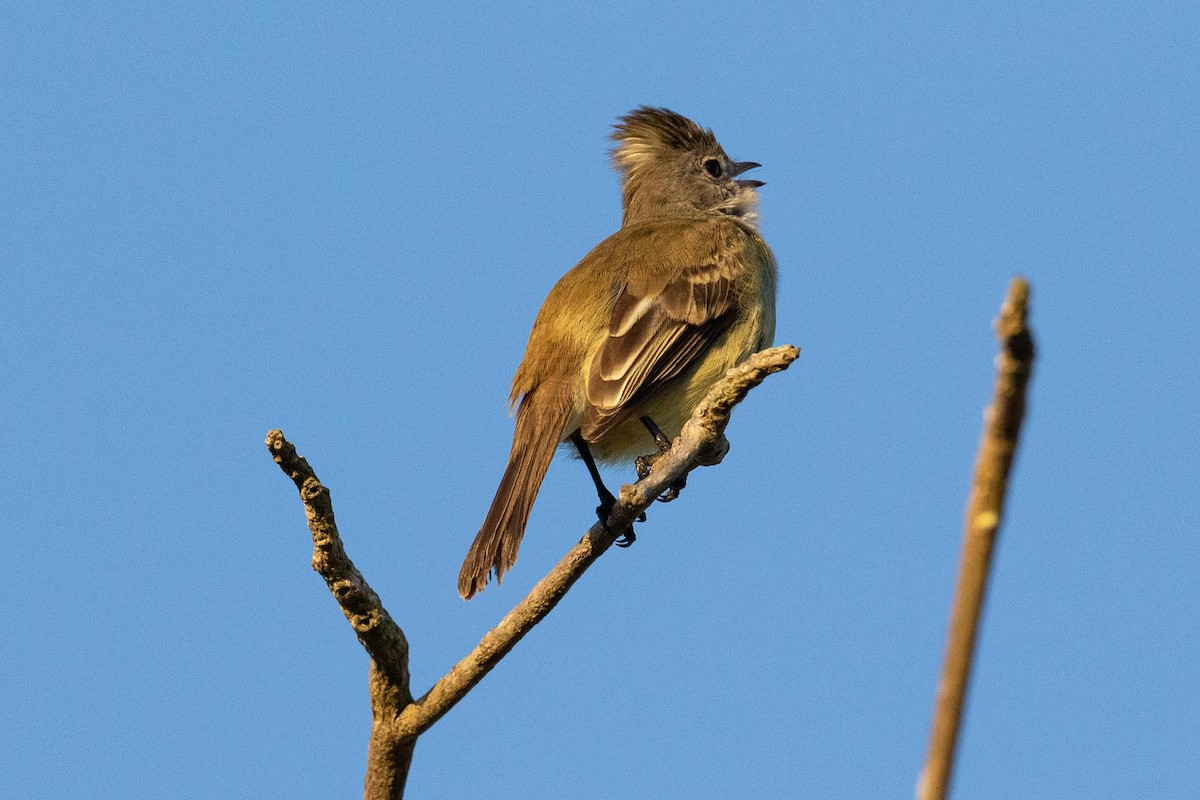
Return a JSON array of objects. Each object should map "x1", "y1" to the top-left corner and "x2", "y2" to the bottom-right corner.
[
  {"x1": 266, "y1": 343, "x2": 799, "y2": 797},
  {"x1": 918, "y1": 280, "x2": 1035, "y2": 800}
]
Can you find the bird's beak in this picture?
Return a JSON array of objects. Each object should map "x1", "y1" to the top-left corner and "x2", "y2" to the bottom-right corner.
[{"x1": 731, "y1": 161, "x2": 764, "y2": 188}]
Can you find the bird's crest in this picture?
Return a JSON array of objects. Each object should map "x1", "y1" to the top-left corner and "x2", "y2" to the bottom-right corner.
[{"x1": 611, "y1": 107, "x2": 718, "y2": 177}]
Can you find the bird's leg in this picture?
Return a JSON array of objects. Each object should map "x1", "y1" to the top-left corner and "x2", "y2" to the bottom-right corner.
[
  {"x1": 570, "y1": 431, "x2": 642, "y2": 546},
  {"x1": 635, "y1": 415, "x2": 687, "y2": 502}
]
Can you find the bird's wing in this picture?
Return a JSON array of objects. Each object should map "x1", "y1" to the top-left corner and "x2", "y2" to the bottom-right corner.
[{"x1": 582, "y1": 226, "x2": 747, "y2": 439}]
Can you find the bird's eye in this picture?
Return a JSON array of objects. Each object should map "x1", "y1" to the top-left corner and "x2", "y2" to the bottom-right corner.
[{"x1": 703, "y1": 158, "x2": 724, "y2": 178}]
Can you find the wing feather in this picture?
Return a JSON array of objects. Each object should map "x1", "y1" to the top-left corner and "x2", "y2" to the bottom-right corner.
[{"x1": 582, "y1": 239, "x2": 746, "y2": 439}]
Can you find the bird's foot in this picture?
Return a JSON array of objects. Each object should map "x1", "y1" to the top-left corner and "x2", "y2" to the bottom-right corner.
[
  {"x1": 634, "y1": 450, "x2": 688, "y2": 503},
  {"x1": 595, "y1": 488, "x2": 642, "y2": 547}
]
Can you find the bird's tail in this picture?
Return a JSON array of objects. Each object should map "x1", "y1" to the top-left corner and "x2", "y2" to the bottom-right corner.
[{"x1": 458, "y1": 386, "x2": 573, "y2": 599}]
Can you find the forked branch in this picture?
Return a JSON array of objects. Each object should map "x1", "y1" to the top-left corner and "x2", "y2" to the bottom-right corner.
[{"x1": 266, "y1": 344, "x2": 799, "y2": 799}]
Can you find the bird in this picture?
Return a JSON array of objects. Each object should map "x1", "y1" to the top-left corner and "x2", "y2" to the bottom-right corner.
[{"x1": 458, "y1": 107, "x2": 777, "y2": 599}]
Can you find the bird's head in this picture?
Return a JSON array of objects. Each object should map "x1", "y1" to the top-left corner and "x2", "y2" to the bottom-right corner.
[{"x1": 611, "y1": 107, "x2": 763, "y2": 227}]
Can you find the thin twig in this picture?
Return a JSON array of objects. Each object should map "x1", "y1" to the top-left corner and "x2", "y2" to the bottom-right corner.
[{"x1": 918, "y1": 280, "x2": 1035, "y2": 800}]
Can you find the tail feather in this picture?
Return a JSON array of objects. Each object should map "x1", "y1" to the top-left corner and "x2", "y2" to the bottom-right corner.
[{"x1": 458, "y1": 386, "x2": 572, "y2": 599}]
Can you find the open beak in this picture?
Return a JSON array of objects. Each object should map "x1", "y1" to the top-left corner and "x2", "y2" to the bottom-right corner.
[{"x1": 731, "y1": 161, "x2": 764, "y2": 187}]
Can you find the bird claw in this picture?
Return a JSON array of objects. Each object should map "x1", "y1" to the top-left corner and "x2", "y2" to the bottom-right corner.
[
  {"x1": 635, "y1": 453, "x2": 655, "y2": 480},
  {"x1": 635, "y1": 450, "x2": 687, "y2": 503},
  {"x1": 657, "y1": 479, "x2": 685, "y2": 503},
  {"x1": 596, "y1": 498, "x2": 639, "y2": 547},
  {"x1": 656, "y1": 474, "x2": 686, "y2": 503}
]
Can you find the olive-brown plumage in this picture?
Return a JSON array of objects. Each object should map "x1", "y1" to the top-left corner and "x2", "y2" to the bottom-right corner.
[{"x1": 458, "y1": 108, "x2": 777, "y2": 599}]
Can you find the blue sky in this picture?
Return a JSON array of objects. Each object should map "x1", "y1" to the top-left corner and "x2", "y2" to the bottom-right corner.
[{"x1": 3, "y1": 2, "x2": 1197, "y2": 798}]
